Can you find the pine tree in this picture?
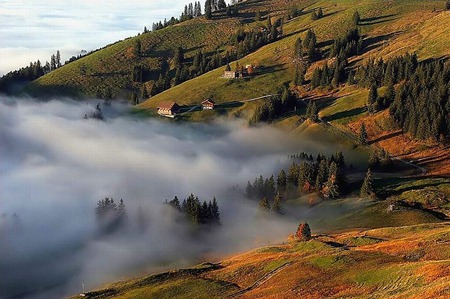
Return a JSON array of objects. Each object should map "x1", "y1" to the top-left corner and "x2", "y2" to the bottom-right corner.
[
  {"x1": 353, "y1": 10, "x2": 361, "y2": 25},
  {"x1": 360, "y1": 168, "x2": 374, "y2": 198},
  {"x1": 358, "y1": 122, "x2": 368, "y2": 145},
  {"x1": 367, "y1": 85, "x2": 378, "y2": 114},
  {"x1": 255, "y1": 10, "x2": 261, "y2": 21},
  {"x1": 295, "y1": 222, "x2": 311, "y2": 241},
  {"x1": 277, "y1": 169, "x2": 287, "y2": 193},
  {"x1": 446, "y1": 0, "x2": 450, "y2": 10},
  {"x1": 134, "y1": 40, "x2": 142, "y2": 58},
  {"x1": 173, "y1": 47, "x2": 184, "y2": 68},
  {"x1": 317, "y1": 7, "x2": 323, "y2": 18},
  {"x1": 259, "y1": 197, "x2": 271, "y2": 211},
  {"x1": 56, "y1": 50, "x2": 62, "y2": 68},
  {"x1": 311, "y1": 10, "x2": 318, "y2": 20},
  {"x1": 169, "y1": 196, "x2": 182, "y2": 211},
  {"x1": 211, "y1": 197, "x2": 220, "y2": 224},
  {"x1": 205, "y1": 0, "x2": 212, "y2": 19},
  {"x1": 347, "y1": 70, "x2": 355, "y2": 85},
  {"x1": 273, "y1": 192, "x2": 282, "y2": 213},
  {"x1": 117, "y1": 198, "x2": 128, "y2": 226},
  {"x1": 294, "y1": 37, "x2": 303, "y2": 59}
]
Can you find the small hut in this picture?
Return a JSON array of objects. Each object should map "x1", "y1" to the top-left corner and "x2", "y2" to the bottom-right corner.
[
  {"x1": 157, "y1": 102, "x2": 180, "y2": 117},
  {"x1": 202, "y1": 99, "x2": 215, "y2": 110}
]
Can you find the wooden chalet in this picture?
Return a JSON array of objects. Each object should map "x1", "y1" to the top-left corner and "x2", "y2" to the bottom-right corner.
[
  {"x1": 157, "y1": 101, "x2": 180, "y2": 117},
  {"x1": 202, "y1": 99, "x2": 215, "y2": 110}
]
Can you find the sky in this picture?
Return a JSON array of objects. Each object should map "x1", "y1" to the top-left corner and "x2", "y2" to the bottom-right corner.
[{"x1": 0, "y1": 0, "x2": 192, "y2": 75}]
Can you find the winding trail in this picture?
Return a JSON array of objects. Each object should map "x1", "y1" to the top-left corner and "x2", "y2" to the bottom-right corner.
[{"x1": 230, "y1": 262, "x2": 292, "y2": 298}]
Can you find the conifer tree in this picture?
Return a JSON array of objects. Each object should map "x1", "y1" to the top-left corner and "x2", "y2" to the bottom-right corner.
[
  {"x1": 255, "y1": 10, "x2": 261, "y2": 21},
  {"x1": 317, "y1": 7, "x2": 323, "y2": 18},
  {"x1": 277, "y1": 169, "x2": 287, "y2": 193},
  {"x1": 360, "y1": 168, "x2": 374, "y2": 198},
  {"x1": 446, "y1": 0, "x2": 450, "y2": 10},
  {"x1": 295, "y1": 222, "x2": 311, "y2": 241},
  {"x1": 117, "y1": 198, "x2": 128, "y2": 226},
  {"x1": 353, "y1": 10, "x2": 361, "y2": 25},
  {"x1": 358, "y1": 122, "x2": 368, "y2": 146},
  {"x1": 294, "y1": 37, "x2": 303, "y2": 59},
  {"x1": 205, "y1": 0, "x2": 212, "y2": 19},
  {"x1": 259, "y1": 197, "x2": 271, "y2": 211},
  {"x1": 367, "y1": 84, "x2": 378, "y2": 114},
  {"x1": 273, "y1": 192, "x2": 282, "y2": 213},
  {"x1": 211, "y1": 197, "x2": 220, "y2": 224}
]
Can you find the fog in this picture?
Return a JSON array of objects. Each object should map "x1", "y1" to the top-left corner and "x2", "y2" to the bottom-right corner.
[{"x1": 0, "y1": 97, "x2": 366, "y2": 298}]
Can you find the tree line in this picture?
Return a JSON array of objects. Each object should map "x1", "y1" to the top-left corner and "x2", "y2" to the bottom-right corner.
[
  {"x1": 245, "y1": 152, "x2": 349, "y2": 213},
  {"x1": 0, "y1": 50, "x2": 62, "y2": 93},
  {"x1": 167, "y1": 194, "x2": 221, "y2": 228},
  {"x1": 95, "y1": 197, "x2": 128, "y2": 234}
]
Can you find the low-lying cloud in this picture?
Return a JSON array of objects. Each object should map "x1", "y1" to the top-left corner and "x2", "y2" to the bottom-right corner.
[{"x1": 0, "y1": 97, "x2": 366, "y2": 298}]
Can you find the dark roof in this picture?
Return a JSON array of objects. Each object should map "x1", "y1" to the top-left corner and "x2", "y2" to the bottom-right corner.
[
  {"x1": 202, "y1": 99, "x2": 215, "y2": 104},
  {"x1": 157, "y1": 102, "x2": 178, "y2": 109}
]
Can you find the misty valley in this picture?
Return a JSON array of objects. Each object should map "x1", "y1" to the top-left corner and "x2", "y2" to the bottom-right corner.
[{"x1": 0, "y1": 98, "x2": 374, "y2": 298}]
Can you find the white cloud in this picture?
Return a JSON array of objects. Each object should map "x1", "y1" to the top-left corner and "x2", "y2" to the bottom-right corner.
[{"x1": 0, "y1": 0, "x2": 192, "y2": 75}]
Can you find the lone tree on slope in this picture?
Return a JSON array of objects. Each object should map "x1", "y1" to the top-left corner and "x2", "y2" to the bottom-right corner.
[
  {"x1": 358, "y1": 122, "x2": 368, "y2": 146},
  {"x1": 295, "y1": 222, "x2": 311, "y2": 241}
]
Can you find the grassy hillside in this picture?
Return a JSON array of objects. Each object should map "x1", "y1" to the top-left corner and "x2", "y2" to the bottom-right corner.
[
  {"x1": 70, "y1": 222, "x2": 450, "y2": 299},
  {"x1": 139, "y1": 0, "x2": 450, "y2": 111},
  {"x1": 25, "y1": 17, "x2": 241, "y2": 97}
]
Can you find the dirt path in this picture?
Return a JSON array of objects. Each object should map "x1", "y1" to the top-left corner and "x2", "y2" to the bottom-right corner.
[{"x1": 230, "y1": 262, "x2": 292, "y2": 298}]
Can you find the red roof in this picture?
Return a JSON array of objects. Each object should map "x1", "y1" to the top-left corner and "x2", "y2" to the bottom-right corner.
[
  {"x1": 157, "y1": 102, "x2": 178, "y2": 109},
  {"x1": 202, "y1": 99, "x2": 215, "y2": 105}
]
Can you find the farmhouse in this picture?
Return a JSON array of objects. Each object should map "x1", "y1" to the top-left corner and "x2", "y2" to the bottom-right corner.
[
  {"x1": 202, "y1": 99, "x2": 215, "y2": 110},
  {"x1": 157, "y1": 101, "x2": 180, "y2": 117},
  {"x1": 222, "y1": 63, "x2": 255, "y2": 79}
]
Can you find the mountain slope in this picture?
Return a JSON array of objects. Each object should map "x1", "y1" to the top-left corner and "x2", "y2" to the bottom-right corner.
[
  {"x1": 139, "y1": 0, "x2": 450, "y2": 111},
  {"x1": 70, "y1": 222, "x2": 450, "y2": 299}
]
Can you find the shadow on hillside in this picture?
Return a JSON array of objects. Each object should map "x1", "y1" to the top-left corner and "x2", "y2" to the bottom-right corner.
[
  {"x1": 216, "y1": 101, "x2": 244, "y2": 109},
  {"x1": 377, "y1": 176, "x2": 448, "y2": 197},
  {"x1": 360, "y1": 14, "x2": 398, "y2": 26},
  {"x1": 257, "y1": 63, "x2": 286, "y2": 75},
  {"x1": 362, "y1": 31, "x2": 402, "y2": 54},
  {"x1": 370, "y1": 130, "x2": 403, "y2": 144},
  {"x1": 323, "y1": 107, "x2": 366, "y2": 122}
]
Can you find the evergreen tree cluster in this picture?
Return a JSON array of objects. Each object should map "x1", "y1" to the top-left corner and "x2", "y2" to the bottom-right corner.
[
  {"x1": 246, "y1": 152, "x2": 348, "y2": 204},
  {"x1": 95, "y1": 197, "x2": 127, "y2": 233},
  {"x1": 390, "y1": 60, "x2": 450, "y2": 141},
  {"x1": 355, "y1": 53, "x2": 418, "y2": 88},
  {"x1": 310, "y1": 7, "x2": 323, "y2": 20},
  {"x1": 225, "y1": 3, "x2": 239, "y2": 17},
  {"x1": 311, "y1": 54, "x2": 348, "y2": 89},
  {"x1": 305, "y1": 100, "x2": 319, "y2": 122},
  {"x1": 329, "y1": 28, "x2": 363, "y2": 58},
  {"x1": 298, "y1": 29, "x2": 319, "y2": 62},
  {"x1": 151, "y1": 2, "x2": 202, "y2": 31},
  {"x1": 167, "y1": 194, "x2": 220, "y2": 227},
  {"x1": 250, "y1": 87, "x2": 296, "y2": 123},
  {"x1": 369, "y1": 148, "x2": 393, "y2": 170},
  {"x1": 309, "y1": 30, "x2": 364, "y2": 90},
  {"x1": 287, "y1": 6, "x2": 302, "y2": 20},
  {"x1": 0, "y1": 50, "x2": 62, "y2": 93},
  {"x1": 232, "y1": 19, "x2": 282, "y2": 59}
]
